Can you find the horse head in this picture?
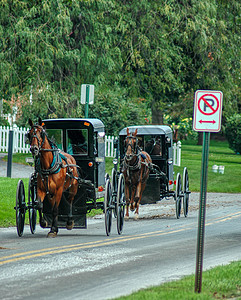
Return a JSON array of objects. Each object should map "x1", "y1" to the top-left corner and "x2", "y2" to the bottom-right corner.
[
  {"x1": 28, "y1": 117, "x2": 46, "y2": 157},
  {"x1": 124, "y1": 128, "x2": 138, "y2": 161}
]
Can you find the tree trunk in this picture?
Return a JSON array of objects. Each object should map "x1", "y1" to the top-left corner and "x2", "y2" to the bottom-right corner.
[{"x1": 151, "y1": 101, "x2": 163, "y2": 124}]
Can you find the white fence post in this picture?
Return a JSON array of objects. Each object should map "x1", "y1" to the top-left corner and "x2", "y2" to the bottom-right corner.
[
  {"x1": 173, "y1": 143, "x2": 177, "y2": 166},
  {"x1": 173, "y1": 141, "x2": 181, "y2": 166},
  {"x1": 177, "y1": 141, "x2": 181, "y2": 166}
]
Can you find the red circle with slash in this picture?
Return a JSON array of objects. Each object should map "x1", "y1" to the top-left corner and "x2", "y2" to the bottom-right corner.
[{"x1": 197, "y1": 94, "x2": 219, "y2": 116}]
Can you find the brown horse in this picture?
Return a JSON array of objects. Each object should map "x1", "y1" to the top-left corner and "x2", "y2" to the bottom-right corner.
[
  {"x1": 122, "y1": 128, "x2": 152, "y2": 219},
  {"x1": 28, "y1": 118, "x2": 79, "y2": 237}
]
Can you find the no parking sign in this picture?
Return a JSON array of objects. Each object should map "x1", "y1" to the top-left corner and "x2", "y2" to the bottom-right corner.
[
  {"x1": 193, "y1": 90, "x2": 223, "y2": 132},
  {"x1": 193, "y1": 89, "x2": 223, "y2": 293}
]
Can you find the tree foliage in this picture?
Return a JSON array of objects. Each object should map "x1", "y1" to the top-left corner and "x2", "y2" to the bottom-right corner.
[
  {"x1": 225, "y1": 114, "x2": 241, "y2": 154},
  {"x1": 0, "y1": 0, "x2": 240, "y2": 135}
]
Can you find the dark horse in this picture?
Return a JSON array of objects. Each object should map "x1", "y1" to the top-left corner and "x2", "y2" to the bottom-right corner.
[
  {"x1": 122, "y1": 128, "x2": 152, "y2": 219},
  {"x1": 28, "y1": 118, "x2": 79, "y2": 237}
]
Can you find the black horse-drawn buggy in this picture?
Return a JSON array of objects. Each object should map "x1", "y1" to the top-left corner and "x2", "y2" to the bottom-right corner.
[
  {"x1": 118, "y1": 125, "x2": 190, "y2": 219},
  {"x1": 15, "y1": 118, "x2": 125, "y2": 237}
]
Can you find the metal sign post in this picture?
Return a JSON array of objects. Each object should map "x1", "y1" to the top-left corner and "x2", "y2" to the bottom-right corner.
[
  {"x1": 194, "y1": 131, "x2": 210, "y2": 293},
  {"x1": 81, "y1": 84, "x2": 94, "y2": 118},
  {"x1": 193, "y1": 90, "x2": 223, "y2": 293},
  {"x1": 85, "y1": 84, "x2": 90, "y2": 118},
  {"x1": 7, "y1": 130, "x2": 14, "y2": 178}
]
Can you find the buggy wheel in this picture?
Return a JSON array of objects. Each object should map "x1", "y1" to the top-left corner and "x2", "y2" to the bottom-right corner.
[
  {"x1": 111, "y1": 168, "x2": 118, "y2": 218},
  {"x1": 175, "y1": 173, "x2": 182, "y2": 219},
  {"x1": 183, "y1": 167, "x2": 189, "y2": 217},
  {"x1": 104, "y1": 178, "x2": 112, "y2": 236},
  {"x1": 28, "y1": 174, "x2": 37, "y2": 234},
  {"x1": 116, "y1": 173, "x2": 125, "y2": 235},
  {"x1": 15, "y1": 180, "x2": 26, "y2": 237}
]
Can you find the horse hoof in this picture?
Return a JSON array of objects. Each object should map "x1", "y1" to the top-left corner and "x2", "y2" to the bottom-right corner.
[
  {"x1": 134, "y1": 214, "x2": 139, "y2": 220},
  {"x1": 47, "y1": 231, "x2": 57, "y2": 238},
  {"x1": 66, "y1": 221, "x2": 74, "y2": 230},
  {"x1": 124, "y1": 215, "x2": 129, "y2": 220}
]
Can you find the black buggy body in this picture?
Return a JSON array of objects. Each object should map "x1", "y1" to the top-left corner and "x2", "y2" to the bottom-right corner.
[
  {"x1": 42, "y1": 118, "x2": 106, "y2": 228},
  {"x1": 119, "y1": 125, "x2": 174, "y2": 204},
  {"x1": 118, "y1": 124, "x2": 190, "y2": 218}
]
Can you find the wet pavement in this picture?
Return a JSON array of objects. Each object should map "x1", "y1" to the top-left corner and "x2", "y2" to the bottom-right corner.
[{"x1": 0, "y1": 153, "x2": 34, "y2": 178}]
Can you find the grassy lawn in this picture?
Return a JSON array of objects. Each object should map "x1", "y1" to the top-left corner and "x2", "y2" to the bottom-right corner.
[
  {"x1": 0, "y1": 177, "x2": 29, "y2": 227},
  {"x1": 174, "y1": 140, "x2": 241, "y2": 193},
  {"x1": 115, "y1": 260, "x2": 241, "y2": 299}
]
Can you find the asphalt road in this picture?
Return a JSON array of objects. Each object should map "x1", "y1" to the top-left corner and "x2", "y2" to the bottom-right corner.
[
  {"x1": 0, "y1": 153, "x2": 34, "y2": 178},
  {"x1": 0, "y1": 193, "x2": 241, "y2": 300}
]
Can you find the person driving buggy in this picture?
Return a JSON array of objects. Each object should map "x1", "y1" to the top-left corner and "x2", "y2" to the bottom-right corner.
[{"x1": 145, "y1": 136, "x2": 162, "y2": 156}]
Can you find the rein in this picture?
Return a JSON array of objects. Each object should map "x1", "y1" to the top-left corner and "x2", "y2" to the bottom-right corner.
[{"x1": 123, "y1": 152, "x2": 141, "y2": 171}]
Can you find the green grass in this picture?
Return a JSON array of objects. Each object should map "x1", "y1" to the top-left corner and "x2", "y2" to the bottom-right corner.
[
  {"x1": 0, "y1": 177, "x2": 29, "y2": 227},
  {"x1": 174, "y1": 140, "x2": 241, "y2": 193},
  {"x1": 2, "y1": 152, "x2": 32, "y2": 165},
  {"x1": 115, "y1": 260, "x2": 241, "y2": 299}
]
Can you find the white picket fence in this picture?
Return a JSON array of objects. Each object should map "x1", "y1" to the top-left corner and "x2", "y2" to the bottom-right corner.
[
  {"x1": 0, "y1": 126, "x2": 181, "y2": 165},
  {"x1": 0, "y1": 125, "x2": 30, "y2": 153}
]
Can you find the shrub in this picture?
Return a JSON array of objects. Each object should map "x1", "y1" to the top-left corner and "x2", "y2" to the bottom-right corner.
[
  {"x1": 164, "y1": 115, "x2": 198, "y2": 141},
  {"x1": 225, "y1": 114, "x2": 241, "y2": 154}
]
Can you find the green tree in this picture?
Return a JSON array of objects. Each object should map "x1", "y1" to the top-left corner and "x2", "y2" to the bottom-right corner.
[{"x1": 0, "y1": 0, "x2": 240, "y2": 134}]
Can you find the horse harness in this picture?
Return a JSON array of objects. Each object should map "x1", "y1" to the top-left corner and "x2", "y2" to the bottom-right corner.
[
  {"x1": 28, "y1": 125, "x2": 79, "y2": 196},
  {"x1": 123, "y1": 137, "x2": 150, "y2": 186}
]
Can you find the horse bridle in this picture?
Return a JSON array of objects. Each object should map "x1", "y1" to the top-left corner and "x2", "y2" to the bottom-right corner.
[
  {"x1": 124, "y1": 136, "x2": 138, "y2": 154},
  {"x1": 27, "y1": 125, "x2": 48, "y2": 157}
]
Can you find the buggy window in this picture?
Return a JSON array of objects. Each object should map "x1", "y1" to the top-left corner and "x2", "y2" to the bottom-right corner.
[
  {"x1": 47, "y1": 129, "x2": 63, "y2": 150},
  {"x1": 67, "y1": 129, "x2": 88, "y2": 155},
  {"x1": 144, "y1": 135, "x2": 162, "y2": 156}
]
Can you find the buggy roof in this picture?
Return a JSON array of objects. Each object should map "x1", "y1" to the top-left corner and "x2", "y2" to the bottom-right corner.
[
  {"x1": 119, "y1": 125, "x2": 172, "y2": 136},
  {"x1": 43, "y1": 118, "x2": 105, "y2": 132}
]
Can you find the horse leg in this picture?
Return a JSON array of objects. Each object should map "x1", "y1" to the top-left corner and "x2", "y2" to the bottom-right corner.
[
  {"x1": 135, "y1": 182, "x2": 146, "y2": 218},
  {"x1": 66, "y1": 200, "x2": 74, "y2": 230},
  {"x1": 47, "y1": 189, "x2": 62, "y2": 237},
  {"x1": 124, "y1": 184, "x2": 130, "y2": 219},
  {"x1": 37, "y1": 189, "x2": 48, "y2": 228},
  {"x1": 130, "y1": 188, "x2": 136, "y2": 211},
  {"x1": 133, "y1": 181, "x2": 145, "y2": 218},
  {"x1": 66, "y1": 178, "x2": 78, "y2": 230},
  {"x1": 47, "y1": 201, "x2": 58, "y2": 238}
]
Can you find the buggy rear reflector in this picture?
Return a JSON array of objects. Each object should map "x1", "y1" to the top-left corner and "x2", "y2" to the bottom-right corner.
[
  {"x1": 169, "y1": 180, "x2": 173, "y2": 185},
  {"x1": 88, "y1": 162, "x2": 93, "y2": 167},
  {"x1": 98, "y1": 186, "x2": 104, "y2": 192},
  {"x1": 174, "y1": 180, "x2": 176, "y2": 185}
]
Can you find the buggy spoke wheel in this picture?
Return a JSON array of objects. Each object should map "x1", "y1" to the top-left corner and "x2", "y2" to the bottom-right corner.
[
  {"x1": 183, "y1": 167, "x2": 189, "y2": 217},
  {"x1": 104, "y1": 179, "x2": 112, "y2": 236},
  {"x1": 111, "y1": 168, "x2": 118, "y2": 218},
  {"x1": 16, "y1": 180, "x2": 26, "y2": 237},
  {"x1": 116, "y1": 173, "x2": 125, "y2": 235},
  {"x1": 28, "y1": 174, "x2": 37, "y2": 234},
  {"x1": 175, "y1": 173, "x2": 182, "y2": 219}
]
